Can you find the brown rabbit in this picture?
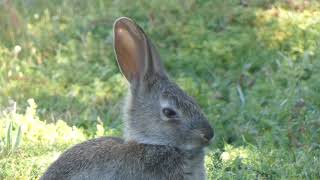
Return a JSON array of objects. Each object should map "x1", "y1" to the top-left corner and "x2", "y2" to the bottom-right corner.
[{"x1": 41, "y1": 17, "x2": 214, "y2": 180}]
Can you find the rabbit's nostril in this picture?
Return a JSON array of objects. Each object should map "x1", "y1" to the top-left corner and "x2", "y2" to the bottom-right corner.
[{"x1": 203, "y1": 128, "x2": 214, "y2": 141}]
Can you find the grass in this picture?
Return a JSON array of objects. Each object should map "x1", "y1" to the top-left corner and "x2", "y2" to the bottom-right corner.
[{"x1": 0, "y1": 0, "x2": 320, "y2": 179}]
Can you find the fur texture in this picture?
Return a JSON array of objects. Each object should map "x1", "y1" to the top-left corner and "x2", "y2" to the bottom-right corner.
[
  {"x1": 41, "y1": 17, "x2": 214, "y2": 180},
  {"x1": 41, "y1": 137, "x2": 205, "y2": 180}
]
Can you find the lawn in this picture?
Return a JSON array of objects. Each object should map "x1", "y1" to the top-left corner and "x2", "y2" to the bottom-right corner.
[{"x1": 0, "y1": 0, "x2": 320, "y2": 179}]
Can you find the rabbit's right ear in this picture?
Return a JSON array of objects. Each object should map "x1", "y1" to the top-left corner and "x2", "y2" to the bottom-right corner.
[{"x1": 113, "y1": 17, "x2": 166, "y2": 83}]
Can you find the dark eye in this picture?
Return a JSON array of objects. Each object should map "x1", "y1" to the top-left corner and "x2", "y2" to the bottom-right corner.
[{"x1": 162, "y1": 108, "x2": 177, "y2": 118}]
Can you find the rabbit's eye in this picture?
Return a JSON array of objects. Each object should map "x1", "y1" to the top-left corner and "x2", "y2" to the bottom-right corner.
[{"x1": 162, "y1": 108, "x2": 177, "y2": 118}]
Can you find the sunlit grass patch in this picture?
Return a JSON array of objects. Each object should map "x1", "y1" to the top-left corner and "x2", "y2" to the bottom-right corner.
[
  {"x1": 0, "y1": 99, "x2": 123, "y2": 179},
  {"x1": 205, "y1": 144, "x2": 274, "y2": 179},
  {"x1": 0, "y1": 99, "x2": 86, "y2": 146},
  {"x1": 0, "y1": 151, "x2": 60, "y2": 179},
  {"x1": 0, "y1": 100, "x2": 84, "y2": 179},
  {"x1": 255, "y1": 6, "x2": 320, "y2": 58}
]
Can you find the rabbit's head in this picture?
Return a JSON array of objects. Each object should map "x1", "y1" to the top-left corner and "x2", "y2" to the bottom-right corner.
[{"x1": 114, "y1": 17, "x2": 214, "y2": 150}]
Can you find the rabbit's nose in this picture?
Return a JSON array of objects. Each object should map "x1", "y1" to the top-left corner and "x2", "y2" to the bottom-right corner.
[
  {"x1": 198, "y1": 122, "x2": 214, "y2": 143},
  {"x1": 203, "y1": 127, "x2": 214, "y2": 141}
]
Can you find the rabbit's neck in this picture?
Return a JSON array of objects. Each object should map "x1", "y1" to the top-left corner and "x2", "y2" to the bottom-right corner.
[{"x1": 182, "y1": 149, "x2": 206, "y2": 180}]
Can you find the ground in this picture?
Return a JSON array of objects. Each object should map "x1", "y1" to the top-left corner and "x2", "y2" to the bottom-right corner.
[{"x1": 0, "y1": 0, "x2": 320, "y2": 179}]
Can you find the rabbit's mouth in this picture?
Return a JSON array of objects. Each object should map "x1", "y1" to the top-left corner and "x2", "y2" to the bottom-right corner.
[
  {"x1": 201, "y1": 137, "x2": 211, "y2": 146},
  {"x1": 201, "y1": 130, "x2": 214, "y2": 144},
  {"x1": 179, "y1": 129, "x2": 214, "y2": 150},
  {"x1": 200, "y1": 135, "x2": 214, "y2": 147},
  {"x1": 193, "y1": 127, "x2": 214, "y2": 147}
]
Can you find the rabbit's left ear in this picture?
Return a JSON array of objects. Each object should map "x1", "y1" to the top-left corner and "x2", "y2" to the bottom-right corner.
[{"x1": 113, "y1": 17, "x2": 166, "y2": 83}]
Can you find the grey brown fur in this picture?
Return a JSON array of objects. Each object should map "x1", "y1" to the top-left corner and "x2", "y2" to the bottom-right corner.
[{"x1": 41, "y1": 17, "x2": 214, "y2": 180}]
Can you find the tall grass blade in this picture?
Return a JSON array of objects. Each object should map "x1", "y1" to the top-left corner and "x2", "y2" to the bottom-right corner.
[
  {"x1": 6, "y1": 121, "x2": 13, "y2": 151},
  {"x1": 14, "y1": 125, "x2": 22, "y2": 151}
]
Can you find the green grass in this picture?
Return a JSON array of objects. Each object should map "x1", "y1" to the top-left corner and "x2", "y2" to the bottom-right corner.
[{"x1": 1, "y1": 0, "x2": 320, "y2": 179}]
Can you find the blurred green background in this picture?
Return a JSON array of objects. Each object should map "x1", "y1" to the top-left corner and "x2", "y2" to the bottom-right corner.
[{"x1": 0, "y1": 0, "x2": 320, "y2": 179}]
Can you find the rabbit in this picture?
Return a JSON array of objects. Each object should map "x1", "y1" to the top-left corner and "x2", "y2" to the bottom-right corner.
[{"x1": 40, "y1": 17, "x2": 214, "y2": 180}]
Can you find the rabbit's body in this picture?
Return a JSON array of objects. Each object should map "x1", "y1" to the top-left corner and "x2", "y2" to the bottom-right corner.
[
  {"x1": 41, "y1": 137, "x2": 205, "y2": 180},
  {"x1": 41, "y1": 17, "x2": 213, "y2": 180}
]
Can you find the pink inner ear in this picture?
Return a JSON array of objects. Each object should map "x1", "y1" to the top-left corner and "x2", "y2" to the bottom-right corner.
[{"x1": 115, "y1": 27, "x2": 141, "y2": 81}]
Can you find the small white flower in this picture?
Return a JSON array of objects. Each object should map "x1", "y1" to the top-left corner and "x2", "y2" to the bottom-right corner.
[
  {"x1": 31, "y1": 47, "x2": 36, "y2": 55},
  {"x1": 14, "y1": 45, "x2": 22, "y2": 55},
  {"x1": 34, "y1": 13, "x2": 39, "y2": 19},
  {"x1": 8, "y1": 70, "x2": 12, "y2": 77},
  {"x1": 220, "y1": 152, "x2": 230, "y2": 162}
]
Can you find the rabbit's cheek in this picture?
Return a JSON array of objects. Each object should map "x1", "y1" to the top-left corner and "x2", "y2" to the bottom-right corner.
[
  {"x1": 179, "y1": 135, "x2": 202, "y2": 150},
  {"x1": 182, "y1": 143, "x2": 199, "y2": 150}
]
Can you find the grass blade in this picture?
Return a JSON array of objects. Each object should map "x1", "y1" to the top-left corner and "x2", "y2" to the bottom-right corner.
[
  {"x1": 6, "y1": 121, "x2": 13, "y2": 151},
  {"x1": 237, "y1": 84, "x2": 245, "y2": 105},
  {"x1": 14, "y1": 125, "x2": 22, "y2": 151}
]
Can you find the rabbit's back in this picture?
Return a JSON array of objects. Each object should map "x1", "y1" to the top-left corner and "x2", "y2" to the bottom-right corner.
[{"x1": 41, "y1": 137, "x2": 187, "y2": 180}]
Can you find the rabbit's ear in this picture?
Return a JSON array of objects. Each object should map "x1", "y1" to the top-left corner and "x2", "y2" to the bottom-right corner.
[{"x1": 113, "y1": 17, "x2": 166, "y2": 83}]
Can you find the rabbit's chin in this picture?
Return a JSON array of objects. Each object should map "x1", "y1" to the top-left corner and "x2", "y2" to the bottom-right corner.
[
  {"x1": 123, "y1": 134, "x2": 207, "y2": 151},
  {"x1": 178, "y1": 142, "x2": 209, "y2": 151}
]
